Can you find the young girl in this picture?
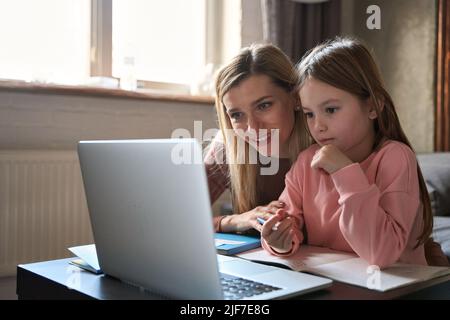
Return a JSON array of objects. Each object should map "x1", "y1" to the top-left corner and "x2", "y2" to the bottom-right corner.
[{"x1": 260, "y1": 37, "x2": 433, "y2": 268}]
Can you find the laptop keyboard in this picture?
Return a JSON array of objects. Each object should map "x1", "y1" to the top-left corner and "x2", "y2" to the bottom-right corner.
[{"x1": 220, "y1": 273, "x2": 282, "y2": 300}]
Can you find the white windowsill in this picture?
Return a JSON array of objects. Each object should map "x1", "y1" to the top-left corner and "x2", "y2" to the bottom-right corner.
[{"x1": 0, "y1": 80, "x2": 215, "y2": 105}]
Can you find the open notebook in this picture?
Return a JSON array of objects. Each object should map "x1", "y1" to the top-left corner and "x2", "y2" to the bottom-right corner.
[{"x1": 237, "y1": 245, "x2": 450, "y2": 292}]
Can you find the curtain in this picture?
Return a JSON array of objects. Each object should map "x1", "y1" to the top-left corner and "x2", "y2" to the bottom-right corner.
[
  {"x1": 436, "y1": 0, "x2": 450, "y2": 151},
  {"x1": 261, "y1": 0, "x2": 341, "y2": 64}
]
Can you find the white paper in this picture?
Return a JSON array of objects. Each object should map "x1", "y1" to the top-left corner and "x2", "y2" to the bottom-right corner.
[
  {"x1": 237, "y1": 245, "x2": 450, "y2": 292},
  {"x1": 238, "y1": 245, "x2": 356, "y2": 271},
  {"x1": 68, "y1": 244, "x2": 100, "y2": 271},
  {"x1": 215, "y1": 239, "x2": 246, "y2": 247}
]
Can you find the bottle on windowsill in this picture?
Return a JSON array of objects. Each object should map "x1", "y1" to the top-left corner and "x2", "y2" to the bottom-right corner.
[{"x1": 120, "y1": 56, "x2": 137, "y2": 91}]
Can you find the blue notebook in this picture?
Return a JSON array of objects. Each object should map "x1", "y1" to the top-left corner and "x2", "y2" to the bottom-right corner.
[{"x1": 215, "y1": 233, "x2": 261, "y2": 255}]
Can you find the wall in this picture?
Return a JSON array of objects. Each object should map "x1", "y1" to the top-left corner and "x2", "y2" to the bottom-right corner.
[
  {"x1": 350, "y1": 0, "x2": 436, "y2": 153},
  {"x1": 0, "y1": 89, "x2": 229, "y2": 215},
  {"x1": 0, "y1": 91, "x2": 217, "y2": 150}
]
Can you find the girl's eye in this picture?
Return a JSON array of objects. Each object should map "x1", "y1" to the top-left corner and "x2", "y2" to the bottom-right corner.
[
  {"x1": 257, "y1": 101, "x2": 272, "y2": 110},
  {"x1": 304, "y1": 112, "x2": 313, "y2": 118},
  {"x1": 325, "y1": 107, "x2": 338, "y2": 114}
]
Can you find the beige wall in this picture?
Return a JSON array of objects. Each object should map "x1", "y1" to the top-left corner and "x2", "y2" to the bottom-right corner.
[
  {"x1": 0, "y1": 91, "x2": 217, "y2": 150},
  {"x1": 349, "y1": 0, "x2": 436, "y2": 152},
  {"x1": 0, "y1": 89, "x2": 231, "y2": 215}
]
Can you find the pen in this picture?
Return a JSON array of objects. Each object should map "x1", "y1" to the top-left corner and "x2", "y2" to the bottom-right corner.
[{"x1": 257, "y1": 216, "x2": 282, "y2": 231}]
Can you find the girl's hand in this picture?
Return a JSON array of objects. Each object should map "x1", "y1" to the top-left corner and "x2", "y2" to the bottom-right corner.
[
  {"x1": 261, "y1": 211, "x2": 294, "y2": 254},
  {"x1": 311, "y1": 145, "x2": 353, "y2": 174},
  {"x1": 223, "y1": 200, "x2": 285, "y2": 233}
]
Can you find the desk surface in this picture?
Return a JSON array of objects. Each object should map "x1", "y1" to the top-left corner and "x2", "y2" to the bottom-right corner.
[{"x1": 17, "y1": 258, "x2": 450, "y2": 300}]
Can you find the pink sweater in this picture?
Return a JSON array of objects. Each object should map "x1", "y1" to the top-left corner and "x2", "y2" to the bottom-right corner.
[{"x1": 262, "y1": 140, "x2": 428, "y2": 268}]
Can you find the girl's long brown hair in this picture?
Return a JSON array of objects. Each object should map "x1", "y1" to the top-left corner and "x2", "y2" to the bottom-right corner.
[
  {"x1": 297, "y1": 37, "x2": 432, "y2": 248},
  {"x1": 214, "y1": 43, "x2": 310, "y2": 214}
]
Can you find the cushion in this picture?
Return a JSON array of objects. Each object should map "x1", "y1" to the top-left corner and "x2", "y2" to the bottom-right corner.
[
  {"x1": 416, "y1": 153, "x2": 450, "y2": 216},
  {"x1": 432, "y1": 217, "x2": 450, "y2": 258}
]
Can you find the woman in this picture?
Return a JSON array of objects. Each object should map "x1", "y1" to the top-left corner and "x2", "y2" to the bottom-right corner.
[
  {"x1": 205, "y1": 43, "x2": 310, "y2": 233},
  {"x1": 204, "y1": 43, "x2": 448, "y2": 266}
]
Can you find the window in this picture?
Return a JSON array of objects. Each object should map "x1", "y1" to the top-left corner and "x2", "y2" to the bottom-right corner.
[
  {"x1": 0, "y1": 0, "x2": 241, "y2": 95},
  {"x1": 112, "y1": 0, "x2": 205, "y2": 85},
  {"x1": 0, "y1": 0, "x2": 90, "y2": 84}
]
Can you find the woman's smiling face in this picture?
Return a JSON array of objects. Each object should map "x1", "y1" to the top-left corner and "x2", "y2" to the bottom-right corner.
[{"x1": 222, "y1": 74, "x2": 296, "y2": 157}]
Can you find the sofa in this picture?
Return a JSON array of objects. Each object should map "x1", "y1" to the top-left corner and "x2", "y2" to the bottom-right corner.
[{"x1": 417, "y1": 152, "x2": 450, "y2": 260}]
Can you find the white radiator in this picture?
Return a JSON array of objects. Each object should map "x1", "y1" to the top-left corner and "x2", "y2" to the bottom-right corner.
[{"x1": 0, "y1": 150, "x2": 93, "y2": 276}]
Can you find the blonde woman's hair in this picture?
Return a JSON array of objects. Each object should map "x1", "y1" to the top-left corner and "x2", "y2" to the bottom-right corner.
[
  {"x1": 297, "y1": 37, "x2": 432, "y2": 248},
  {"x1": 214, "y1": 43, "x2": 311, "y2": 214}
]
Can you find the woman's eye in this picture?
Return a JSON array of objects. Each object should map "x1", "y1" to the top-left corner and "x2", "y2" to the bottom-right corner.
[
  {"x1": 257, "y1": 101, "x2": 272, "y2": 110},
  {"x1": 304, "y1": 112, "x2": 313, "y2": 118},
  {"x1": 325, "y1": 107, "x2": 338, "y2": 114},
  {"x1": 230, "y1": 112, "x2": 243, "y2": 120}
]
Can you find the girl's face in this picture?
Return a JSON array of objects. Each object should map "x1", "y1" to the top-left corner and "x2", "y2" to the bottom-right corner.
[
  {"x1": 299, "y1": 77, "x2": 377, "y2": 162},
  {"x1": 222, "y1": 74, "x2": 296, "y2": 158}
]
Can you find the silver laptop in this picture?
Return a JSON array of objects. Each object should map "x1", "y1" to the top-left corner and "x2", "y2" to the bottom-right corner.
[{"x1": 77, "y1": 138, "x2": 332, "y2": 299}]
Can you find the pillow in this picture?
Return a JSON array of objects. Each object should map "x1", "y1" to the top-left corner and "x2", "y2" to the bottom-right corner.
[
  {"x1": 417, "y1": 153, "x2": 450, "y2": 217},
  {"x1": 432, "y1": 217, "x2": 450, "y2": 258}
]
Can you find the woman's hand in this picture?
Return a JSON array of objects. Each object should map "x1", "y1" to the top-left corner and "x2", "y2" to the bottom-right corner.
[
  {"x1": 221, "y1": 200, "x2": 285, "y2": 233},
  {"x1": 261, "y1": 211, "x2": 294, "y2": 254},
  {"x1": 311, "y1": 144, "x2": 353, "y2": 174}
]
